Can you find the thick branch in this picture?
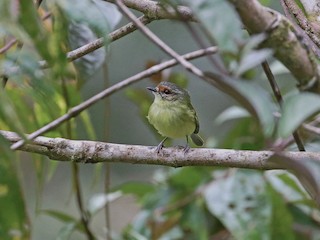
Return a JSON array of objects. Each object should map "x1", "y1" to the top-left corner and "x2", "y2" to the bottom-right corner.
[
  {"x1": 282, "y1": 0, "x2": 320, "y2": 54},
  {"x1": 229, "y1": 0, "x2": 320, "y2": 91},
  {"x1": 299, "y1": 0, "x2": 320, "y2": 15},
  {"x1": 2, "y1": 130, "x2": 320, "y2": 169}
]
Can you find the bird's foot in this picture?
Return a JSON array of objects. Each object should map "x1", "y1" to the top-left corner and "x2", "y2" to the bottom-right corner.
[
  {"x1": 155, "y1": 137, "x2": 168, "y2": 154},
  {"x1": 156, "y1": 142, "x2": 164, "y2": 154},
  {"x1": 183, "y1": 144, "x2": 190, "y2": 154}
]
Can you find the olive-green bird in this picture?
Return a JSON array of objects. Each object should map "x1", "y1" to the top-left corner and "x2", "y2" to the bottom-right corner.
[{"x1": 147, "y1": 81, "x2": 204, "y2": 153}]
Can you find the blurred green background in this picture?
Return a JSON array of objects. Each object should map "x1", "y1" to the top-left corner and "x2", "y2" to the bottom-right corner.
[{"x1": 2, "y1": 0, "x2": 320, "y2": 239}]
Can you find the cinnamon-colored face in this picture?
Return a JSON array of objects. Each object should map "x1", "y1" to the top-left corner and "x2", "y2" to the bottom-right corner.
[
  {"x1": 157, "y1": 85, "x2": 172, "y2": 95},
  {"x1": 147, "y1": 81, "x2": 186, "y2": 102}
]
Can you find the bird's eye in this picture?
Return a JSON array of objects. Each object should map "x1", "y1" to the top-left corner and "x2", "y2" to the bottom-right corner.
[{"x1": 163, "y1": 89, "x2": 171, "y2": 94}]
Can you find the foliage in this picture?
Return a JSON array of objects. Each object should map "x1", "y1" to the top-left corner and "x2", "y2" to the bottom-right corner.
[{"x1": 0, "y1": 0, "x2": 320, "y2": 239}]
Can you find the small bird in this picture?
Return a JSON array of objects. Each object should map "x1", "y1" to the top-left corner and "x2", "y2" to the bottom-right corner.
[{"x1": 147, "y1": 81, "x2": 204, "y2": 153}]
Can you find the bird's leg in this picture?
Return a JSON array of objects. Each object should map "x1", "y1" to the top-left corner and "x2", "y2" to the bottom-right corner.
[
  {"x1": 183, "y1": 136, "x2": 190, "y2": 153},
  {"x1": 156, "y1": 137, "x2": 168, "y2": 153}
]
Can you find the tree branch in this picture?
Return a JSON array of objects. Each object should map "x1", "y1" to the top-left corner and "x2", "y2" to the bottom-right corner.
[
  {"x1": 282, "y1": 0, "x2": 320, "y2": 51},
  {"x1": 0, "y1": 39, "x2": 18, "y2": 54},
  {"x1": 229, "y1": 0, "x2": 320, "y2": 91},
  {"x1": 104, "y1": 0, "x2": 196, "y2": 21},
  {"x1": 115, "y1": 0, "x2": 205, "y2": 78},
  {"x1": 10, "y1": 46, "x2": 218, "y2": 150},
  {"x1": 261, "y1": 61, "x2": 305, "y2": 151},
  {"x1": 299, "y1": 0, "x2": 320, "y2": 15},
  {"x1": 39, "y1": 0, "x2": 194, "y2": 68},
  {"x1": 2, "y1": 130, "x2": 320, "y2": 169},
  {"x1": 66, "y1": 15, "x2": 152, "y2": 63},
  {"x1": 36, "y1": 16, "x2": 153, "y2": 68},
  {"x1": 280, "y1": 0, "x2": 320, "y2": 58}
]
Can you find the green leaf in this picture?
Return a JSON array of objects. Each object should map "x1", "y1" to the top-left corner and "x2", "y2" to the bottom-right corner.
[
  {"x1": 205, "y1": 72, "x2": 276, "y2": 136},
  {"x1": 215, "y1": 106, "x2": 250, "y2": 125},
  {"x1": 0, "y1": 156, "x2": 30, "y2": 239},
  {"x1": 41, "y1": 209, "x2": 86, "y2": 234},
  {"x1": 241, "y1": 33, "x2": 267, "y2": 55},
  {"x1": 269, "y1": 185, "x2": 295, "y2": 240},
  {"x1": 266, "y1": 171, "x2": 309, "y2": 202},
  {"x1": 269, "y1": 155, "x2": 320, "y2": 207},
  {"x1": 68, "y1": 22, "x2": 107, "y2": 80},
  {"x1": 278, "y1": 92, "x2": 320, "y2": 138},
  {"x1": 117, "y1": 182, "x2": 155, "y2": 199},
  {"x1": 92, "y1": 0, "x2": 122, "y2": 30},
  {"x1": 236, "y1": 49, "x2": 273, "y2": 76},
  {"x1": 41, "y1": 209, "x2": 79, "y2": 223},
  {"x1": 288, "y1": 205, "x2": 320, "y2": 238},
  {"x1": 87, "y1": 191, "x2": 122, "y2": 215},
  {"x1": 53, "y1": 0, "x2": 114, "y2": 37},
  {"x1": 220, "y1": 118, "x2": 265, "y2": 150},
  {"x1": 56, "y1": 223, "x2": 77, "y2": 240},
  {"x1": 186, "y1": 0, "x2": 243, "y2": 51},
  {"x1": 0, "y1": 89, "x2": 27, "y2": 136},
  {"x1": 168, "y1": 167, "x2": 210, "y2": 191},
  {"x1": 181, "y1": 201, "x2": 208, "y2": 240},
  {"x1": 204, "y1": 170, "x2": 272, "y2": 239},
  {"x1": 18, "y1": 0, "x2": 51, "y2": 61}
]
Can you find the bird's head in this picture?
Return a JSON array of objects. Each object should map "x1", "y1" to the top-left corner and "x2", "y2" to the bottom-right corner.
[{"x1": 147, "y1": 81, "x2": 189, "y2": 102}]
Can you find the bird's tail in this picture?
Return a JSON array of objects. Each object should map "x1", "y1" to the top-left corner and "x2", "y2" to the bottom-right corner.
[{"x1": 191, "y1": 133, "x2": 204, "y2": 146}]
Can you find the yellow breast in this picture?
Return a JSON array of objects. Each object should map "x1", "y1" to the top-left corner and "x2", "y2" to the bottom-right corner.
[{"x1": 147, "y1": 99, "x2": 196, "y2": 139}]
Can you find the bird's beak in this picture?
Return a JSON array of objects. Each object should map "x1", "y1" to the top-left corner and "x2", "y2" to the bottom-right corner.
[{"x1": 147, "y1": 87, "x2": 157, "y2": 92}]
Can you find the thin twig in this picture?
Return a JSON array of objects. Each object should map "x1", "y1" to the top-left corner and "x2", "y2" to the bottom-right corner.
[
  {"x1": 165, "y1": 1, "x2": 227, "y2": 74},
  {"x1": 302, "y1": 114, "x2": 320, "y2": 135},
  {"x1": 66, "y1": 16, "x2": 152, "y2": 63},
  {"x1": 62, "y1": 78, "x2": 95, "y2": 240},
  {"x1": 114, "y1": 0, "x2": 205, "y2": 78},
  {"x1": 0, "y1": 39, "x2": 18, "y2": 54},
  {"x1": 36, "y1": 0, "x2": 43, "y2": 7},
  {"x1": 2, "y1": 75, "x2": 8, "y2": 88},
  {"x1": 72, "y1": 164, "x2": 95, "y2": 240},
  {"x1": 303, "y1": 123, "x2": 320, "y2": 135},
  {"x1": 261, "y1": 61, "x2": 305, "y2": 151},
  {"x1": 10, "y1": 47, "x2": 218, "y2": 150},
  {"x1": 183, "y1": 22, "x2": 228, "y2": 74}
]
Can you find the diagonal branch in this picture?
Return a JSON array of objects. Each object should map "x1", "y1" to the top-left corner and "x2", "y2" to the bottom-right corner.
[
  {"x1": 40, "y1": 1, "x2": 195, "y2": 68},
  {"x1": 109, "y1": 0, "x2": 320, "y2": 91},
  {"x1": 37, "y1": 16, "x2": 152, "y2": 68},
  {"x1": 3, "y1": 130, "x2": 320, "y2": 169},
  {"x1": 66, "y1": 15, "x2": 152, "y2": 62},
  {"x1": 0, "y1": 39, "x2": 18, "y2": 54},
  {"x1": 114, "y1": 0, "x2": 205, "y2": 78},
  {"x1": 104, "y1": 0, "x2": 196, "y2": 21},
  {"x1": 261, "y1": 61, "x2": 305, "y2": 151},
  {"x1": 10, "y1": 46, "x2": 218, "y2": 150},
  {"x1": 282, "y1": 0, "x2": 320, "y2": 53},
  {"x1": 229, "y1": 0, "x2": 320, "y2": 91}
]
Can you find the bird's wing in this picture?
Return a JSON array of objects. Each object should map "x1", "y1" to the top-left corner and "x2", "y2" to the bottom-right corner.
[
  {"x1": 194, "y1": 114, "x2": 200, "y2": 134},
  {"x1": 188, "y1": 102, "x2": 200, "y2": 134}
]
